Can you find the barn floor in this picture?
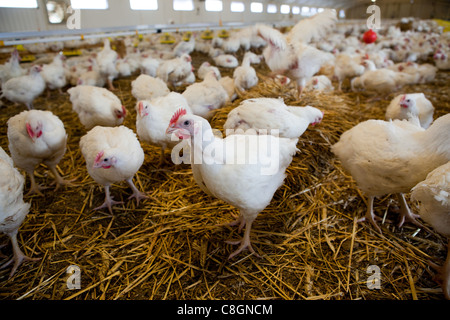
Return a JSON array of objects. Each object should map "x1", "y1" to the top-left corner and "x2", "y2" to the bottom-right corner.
[{"x1": 0, "y1": 48, "x2": 449, "y2": 300}]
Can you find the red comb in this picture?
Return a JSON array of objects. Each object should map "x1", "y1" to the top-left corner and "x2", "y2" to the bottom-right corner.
[
  {"x1": 169, "y1": 108, "x2": 187, "y2": 126},
  {"x1": 94, "y1": 150, "x2": 104, "y2": 164}
]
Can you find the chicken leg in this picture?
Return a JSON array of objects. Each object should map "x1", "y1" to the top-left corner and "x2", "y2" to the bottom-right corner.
[
  {"x1": 396, "y1": 193, "x2": 424, "y2": 228},
  {"x1": 226, "y1": 214, "x2": 260, "y2": 259},
  {"x1": 126, "y1": 178, "x2": 148, "y2": 205},
  {"x1": 94, "y1": 185, "x2": 124, "y2": 214},
  {"x1": 1, "y1": 229, "x2": 40, "y2": 278},
  {"x1": 49, "y1": 166, "x2": 76, "y2": 190},
  {"x1": 358, "y1": 195, "x2": 383, "y2": 233},
  {"x1": 25, "y1": 170, "x2": 45, "y2": 197}
]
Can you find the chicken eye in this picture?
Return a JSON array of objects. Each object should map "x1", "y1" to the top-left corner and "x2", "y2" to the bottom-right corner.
[
  {"x1": 104, "y1": 158, "x2": 108, "y2": 162},
  {"x1": 183, "y1": 120, "x2": 190, "y2": 126}
]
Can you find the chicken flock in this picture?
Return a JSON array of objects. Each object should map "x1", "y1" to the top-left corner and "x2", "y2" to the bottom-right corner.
[{"x1": 0, "y1": 10, "x2": 449, "y2": 299}]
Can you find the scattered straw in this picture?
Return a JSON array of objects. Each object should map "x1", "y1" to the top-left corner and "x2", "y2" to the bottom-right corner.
[{"x1": 0, "y1": 47, "x2": 449, "y2": 300}]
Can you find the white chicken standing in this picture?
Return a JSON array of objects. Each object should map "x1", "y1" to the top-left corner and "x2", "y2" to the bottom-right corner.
[
  {"x1": 135, "y1": 92, "x2": 192, "y2": 165},
  {"x1": 96, "y1": 38, "x2": 119, "y2": 91},
  {"x1": 0, "y1": 147, "x2": 38, "y2": 278},
  {"x1": 79, "y1": 125, "x2": 147, "y2": 214},
  {"x1": 0, "y1": 65, "x2": 46, "y2": 110},
  {"x1": 411, "y1": 162, "x2": 450, "y2": 300},
  {"x1": 68, "y1": 85, "x2": 127, "y2": 130},
  {"x1": 332, "y1": 114, "x2": 450, "y2": 233},
  {"x1": 233, "y1": 51, "x2": 259, "y2": 97},
  {"x1": 7, "y1": 110, "x2": 70, "y2": 196},
  {"x1": 0, "y1": 49, "x2": 26, "y2": 88},
  {"x1": 224, "y1": 98, "x2": 323, "y2": 139},
  {"x1": 166, "y1": 109, "x2": 298, "y2": 258},
  {"x1": 41, "y1": 53, "x2": 67, "y2": 95},
  {"x1": 182, "y1": 70, "x2": 229, "y2": 120},
  {"x1": 254, "y1": 9, "x2": 337, "y2": 98},
  {"x1": 385, "y1": 93, "x2": 434, "y2": 129},
  {"x1": 131, "y1": 74, "x2": 170, "y2": 101}
]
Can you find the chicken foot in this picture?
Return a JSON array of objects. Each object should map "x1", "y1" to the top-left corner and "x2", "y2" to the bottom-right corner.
[
  {"x1": 25, "y1": 170, "x2": 46, "y2": 197},
  {"x1": 49, "y1": 166, "x2": 76, "y2": 190},
  {"x1": 396, "y1": 193, "x2": 425, "y2": 229},
  {"x1": 0, "y1": 229, "x2": 40, "y2": 279},
  {"x1": 226, "y1": 218, "x2": 260, "y2": 259},
  {"x1": 126, "y1": 178, "x2": 148, "y2": 206},
  {"x1": 94, "y1": 185, "x2": 124, "y2": 214}
]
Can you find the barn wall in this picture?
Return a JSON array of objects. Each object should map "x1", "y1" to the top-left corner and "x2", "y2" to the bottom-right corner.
[
  {"x1": 0, "y1": 0, "x2": 296, "y2": 33},
  {"x1": 345, "y1": 0, "x2": 450, "y2": 20}
]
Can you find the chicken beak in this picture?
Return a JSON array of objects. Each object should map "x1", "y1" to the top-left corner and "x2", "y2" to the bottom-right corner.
[
  {"x1": 166, "y1": 125, "x2": 176, "y2": 135},
  {"x1": 121, "y1": 105, "x2": 127, "y2": 117}
]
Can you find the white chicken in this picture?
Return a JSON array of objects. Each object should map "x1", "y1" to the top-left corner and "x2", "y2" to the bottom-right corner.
[
  {"x1": 131, "y1": 74, "x2": 170, "y2": 101},
  {"x1": 0, "y1": 49, "x2": 26, "y2": 88},
  {"x1": 385, "y1": 93, "x2": 434, "y2": 129},
  {"x1": 76, "y1": 64, "x2": 106, "y2": 87},
  {"x1": 80, "y1": 125, "x2": 147, "y2": 214},
  {"x1": 156, "y1": 53, "x2": 193, "y2": 88},
  {"x1": 255, "y1": 9, "x2": 337, "y2": 98},
  {"x1": 351, "y1": 60, "x2": 418, "y2": 94},
  {"x1": 213, "y1": 54, "x2": 239, "y2": 68},
  {"x1": 233, "y1": 51, "x2": 259, "y2": 96},
  {"x1": 333, "y1": 53, "x2": 365, "y2": 91},
  {"x1": 219, "y1": 76, "x2": 237, "y2": 103},
  {"x1": 433, "y1": 50, "x2": 450, "y2": 70},
  {"x1": 182, "y1": 70, "x2": 229, "y2": 120},
  {"x1": 7, "y1": 110, "x2": 70, "y2": 196},
  {"x1": 0, "y1": 65, "x2": 46, "y2": 110},
  {"x1": 223, "y1": 98, "x2": 323, "y2": 139},
  {"x1": 166, "y1": 109, "x2": 298, "y2": 258},
  {"x1": 139, "y1": 54, "x2": 160, "y2": 77},
  {"x1": 332, "y1": 114, "x2": 450, "y2": 233},
  {"x1": 197, "y1": 61, "x2": 221, "y2": 80},
  {"x1": 68, "y1": 85, "x2": 127, "y2": 130},
  {"x1": 0, "y1": 147, "x2": 38, "y2": 278},
  {"x1": 96, "y1": 38, "x2": 119, "y2": 91},
  {"x1": 136, "y1": 92, "x2": 192, "y2": 164},
  {"x1": 411, "y1": 161, "x2": 450, "y2": 300},
  {"x1": 305, "y1": 75, "x2": 334, "y2": 93},
  {"x1": 173, "y1": 36, "x2": 196, "y2": 57},
  {"x1": 41, "y1": 53, "x2": 67, "y2": 95}
]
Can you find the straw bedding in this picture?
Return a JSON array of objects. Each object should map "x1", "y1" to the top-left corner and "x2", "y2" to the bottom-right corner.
[{"x1": 0, "y1": 48, "x2": 449, "y2": 300}]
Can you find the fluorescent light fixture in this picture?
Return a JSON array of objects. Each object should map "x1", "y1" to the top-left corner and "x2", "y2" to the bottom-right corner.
[
  {"x1": 173, "y1": 0, "x2": 194, "y2": 11},
  {"x1": 130, "y1": 0, "x2": 158, "y2": 10},
  {"x1": 250, "y1": 2, "x2": 262, "y2": 13},
  {"x1": 280, "y1": 4, "x2": 289, "y2": 14},
  {"x1": 339, "y1": 9, "x2": 345, "y2": 18},
  {"x1": 230, "y1": 1, "x2": 244, "y2": 12},
  {"x1": 205, "y1": 0, "x2": 222, "y2": 12},
  {"x1": 318, "y1": 7, "x2": 324, "y2": 13},
  {"x1": 70, "y1": 0, "x2": 108, "y2": 9},
  {"x1": 0, "y1": 0, "x2": 38, "y2": 8},
  {"x1": 292, "y1": 6, "x2": 300, "y2": 14}
]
